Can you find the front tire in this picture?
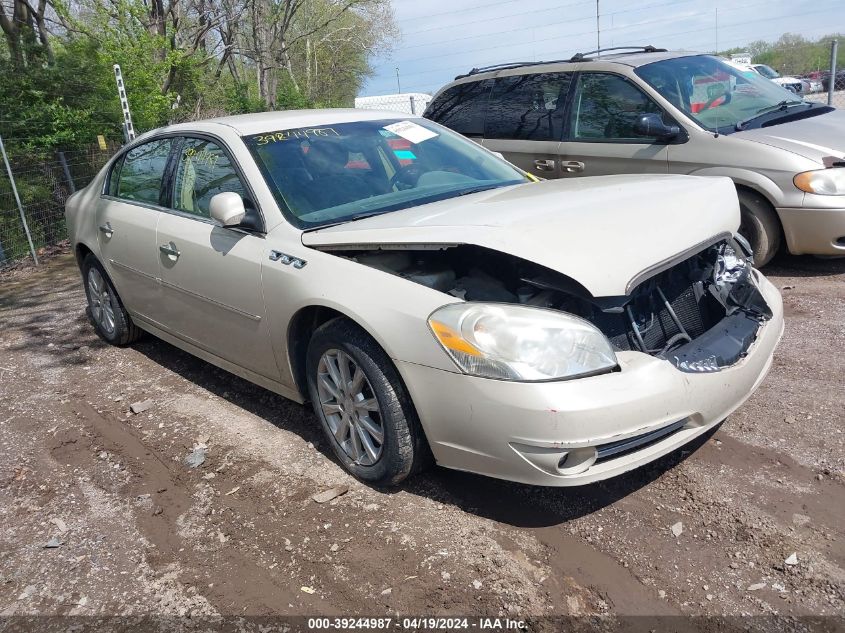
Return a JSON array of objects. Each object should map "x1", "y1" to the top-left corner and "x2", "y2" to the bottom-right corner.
[
  {"x1": 737, "y1": 189, "x2": 782, "y2": 267},
  {"x1": 82, "y1": 254, "x2": 142, "y2": 346},
  {"x1": 305, "y1": 318, "x2": 428, "y2": 486}
]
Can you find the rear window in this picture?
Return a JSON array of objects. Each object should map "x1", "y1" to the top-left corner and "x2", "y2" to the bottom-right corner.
[{"x1": 424, "y1": 80, "x2": 492, "y2": 136}]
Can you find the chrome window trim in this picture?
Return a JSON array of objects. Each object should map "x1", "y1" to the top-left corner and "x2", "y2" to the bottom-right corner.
[{"x1": 100, "y1": 129, "x2": 267, "y2": 234}]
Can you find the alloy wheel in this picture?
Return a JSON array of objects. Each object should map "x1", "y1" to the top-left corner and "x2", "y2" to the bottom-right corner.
[
  {"x1": 87, "y1": 267, "x2": 116, "y2": 335},
  {"x1": 316, "y1": 349, "x2": 384, "y2": 466}
]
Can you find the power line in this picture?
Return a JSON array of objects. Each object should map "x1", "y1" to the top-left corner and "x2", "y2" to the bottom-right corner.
[
  {"x1": 401, "y1": 0, "x2": 542, "y2": 24},
  {"x1": 393, "y1": 1, "x2": 716, "y2": 67},
  {"x1": 369, "y1": 2, "x2": 841, "y2": 93},
  {"x1": 401, "y1": 0, "x2": 595, "y2": 38}
]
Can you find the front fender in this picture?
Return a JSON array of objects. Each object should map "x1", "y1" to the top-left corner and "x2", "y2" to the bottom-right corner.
[
  {"x1": 685, "y1": 166, "x2": 784, "y2": 208},
  {"x1": 261, "y1": 244, "x2": 462, "y2": 389}
]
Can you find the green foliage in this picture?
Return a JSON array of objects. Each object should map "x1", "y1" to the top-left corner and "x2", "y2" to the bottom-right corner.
[
  {"x1": 0, "y1": 37, "x2": 122, "y2": 156},
  {"x1": 719, "y1": 33, "x2": 844, "y2": 75},
  {"x1": 277, "y1": 79, "x2": 313, "y2": 110}
]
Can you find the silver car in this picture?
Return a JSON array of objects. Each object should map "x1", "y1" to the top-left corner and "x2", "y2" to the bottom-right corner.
[
  {"x1": 65, "y1": 110, "x2": 783, "y2": 486},
  {"x1": 425, "y1": 47, "x2": 845, "y2": 266}
]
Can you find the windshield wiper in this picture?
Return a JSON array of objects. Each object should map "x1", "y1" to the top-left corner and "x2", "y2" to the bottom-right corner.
[
  {"x1": 456, "y1": 183, "x2": 513, "y2": 197},
  {"x1": 348, "y1": 210, "x2": 391, "y2": 222},
  {"x1": 735, "y1": 100, "x2": 808, "y2": 131}
]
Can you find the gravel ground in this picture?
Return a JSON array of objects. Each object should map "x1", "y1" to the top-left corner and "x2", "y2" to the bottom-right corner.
[{"x1": 0, "y1": 251, "x2": 843, "y2": 630}]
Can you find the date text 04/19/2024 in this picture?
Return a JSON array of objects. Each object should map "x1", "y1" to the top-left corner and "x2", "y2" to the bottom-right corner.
[{"x1": 306, "y1": 617, "x2": 527, "y2": 630}]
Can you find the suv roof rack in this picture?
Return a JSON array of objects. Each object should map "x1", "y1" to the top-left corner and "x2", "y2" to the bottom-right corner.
[
  {"x1": 455, "y1": 61, "x2": 551, "y2": 80},
  {"x1": 454, "y1": 46, "x2": 667, "y2": 80},
  {"x1": 568, "y1": 45, "x2": 667, "y2": 62}
]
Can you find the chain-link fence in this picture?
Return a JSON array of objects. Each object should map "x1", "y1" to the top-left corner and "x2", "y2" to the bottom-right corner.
[
  {"x1": 354, "y1": 92, "x2": 433, "y2": 115},
  {"x1": 0, "y1": 141, "x2": 119, "y2": 269}
]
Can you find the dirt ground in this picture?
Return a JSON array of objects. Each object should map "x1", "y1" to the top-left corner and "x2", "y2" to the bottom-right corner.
[{"x1": 0, "y1": 251, "x2": 843, "y2": 630}]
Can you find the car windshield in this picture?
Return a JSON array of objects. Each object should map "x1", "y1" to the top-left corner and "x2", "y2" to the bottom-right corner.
[
  {"x1": 244, "y1": 118, "x2": 527, "y2": 228},
  {"x1": 754, "y1": 64, "x2": 779, "y2": 79},
  {"x1": 635, "y1": 55, "x2": 803, "y2": 134}
]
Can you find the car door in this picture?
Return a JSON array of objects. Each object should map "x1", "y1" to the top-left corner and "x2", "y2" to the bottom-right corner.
[
  {"x1": 560, "y1": 72, "x2": 670, "y2": 177},
  {"x1": 155, "y1": 135, "x2": 280, "y2": 381},
  {"x1": 96, "y1": 138, "x2": 172, "y2": 319},
  {"x1": 481, "y1": 71, "x2": 572, "y2": 178}
]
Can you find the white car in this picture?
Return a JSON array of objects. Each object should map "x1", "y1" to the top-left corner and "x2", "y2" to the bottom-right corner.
[
  {"x1": 65, "y1": 110, "x2": 784, "y2": 486},
  {"x1": 751, "y1": 64, "x2": 804, "y2": 94}
]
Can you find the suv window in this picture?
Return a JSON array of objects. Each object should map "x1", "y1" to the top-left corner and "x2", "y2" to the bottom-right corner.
[
  {"x1": 172, "y1": 138, "x2": 246, "y2": 218},
  {"x1": 114, "y1": 138, "x2": 173, "y2": 205},
  {"x1": 569, "y1": 73, "x2": 663, "y2": 141},
  {"x1": 424, "y1": 80, "x2": 492, "y2": 136},
  {"x1": 485, "y1": 72, "x2": 572, "y2": 141}
]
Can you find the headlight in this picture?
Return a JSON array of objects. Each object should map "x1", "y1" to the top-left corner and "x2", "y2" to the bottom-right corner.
[
  {"x1": 794, "y1": 168, "x2": 845, "y2": 195},
  {"x1": 428, "y1": 303, "x2": 617, "y2": 381}
]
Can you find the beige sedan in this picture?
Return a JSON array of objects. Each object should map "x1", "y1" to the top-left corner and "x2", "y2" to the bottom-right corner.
[{"x1": 66, "y1": 110, "x2": 783, "y2": 486}]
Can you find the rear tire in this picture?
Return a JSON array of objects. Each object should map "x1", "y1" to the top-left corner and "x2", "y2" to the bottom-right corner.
[
  {"x1": 305, "y1": 318, "x2": 430, "y2": 486},
  {"x1": 82, "y1": 254, "x2": 142, "y2": 346},
  {"x1": 737, "y1": 189, "x2": 782, "y2": 267}
]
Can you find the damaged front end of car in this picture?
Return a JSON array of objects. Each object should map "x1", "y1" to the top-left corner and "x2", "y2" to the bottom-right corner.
[{"x1": 321, "y1": 233, "x2": 772, "y2": 374}]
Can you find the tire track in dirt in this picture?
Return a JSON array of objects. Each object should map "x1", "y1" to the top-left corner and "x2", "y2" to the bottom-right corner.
[{"x1": 51, "y1": 400, "x2": 321, "y2": 614}]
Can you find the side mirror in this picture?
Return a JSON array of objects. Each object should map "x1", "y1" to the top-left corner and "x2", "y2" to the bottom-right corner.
[
  {"x1": 209, "y1": 192, "x2": 246, "y2": 227},
  {"x1": 634, "y1": 113, "x2": 681, "y2": 141}
]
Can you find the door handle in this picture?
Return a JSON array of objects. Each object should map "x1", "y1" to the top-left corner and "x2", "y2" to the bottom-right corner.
[
  {"x1": 562, "y1": 161, "x2": 585, "y2": 173},
  {"x1": 159, "y1": 242, "x2": 181, "y2": 260},
  {"x1": 98, "y1": 222, "x2": 113, "y2": 238},
  {"x1": 533, "y1": 159, "x2": 556, "y2": 172}
]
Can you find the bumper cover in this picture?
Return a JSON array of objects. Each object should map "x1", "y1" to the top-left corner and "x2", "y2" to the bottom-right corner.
[
  {"x1": 397, "y1": 275, "x2": 784, "y2": 486},
  {"x1": 778, "y1": 206, "x2": 845, "y2": 255}
]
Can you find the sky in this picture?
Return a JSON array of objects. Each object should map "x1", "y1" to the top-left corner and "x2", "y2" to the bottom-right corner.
[{"x1": 361, "y1": 0, "x2": 843, "y2": 96}]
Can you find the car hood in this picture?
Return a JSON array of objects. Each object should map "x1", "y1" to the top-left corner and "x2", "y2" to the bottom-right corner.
[
  {"x1": 302, "y1": 175, "x2": 739, "y2": 297},
  {"x1": 735, "y1": 108, "x2": 845, "y2": 163}
]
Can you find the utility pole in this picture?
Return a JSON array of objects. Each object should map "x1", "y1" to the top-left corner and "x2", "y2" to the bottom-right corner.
[
  {"x1": 595, "y1": 0, "x2": 601, "y2": 57},
  {"x1": 395, "y1": 67, "x2": 401, "y2": 94}
]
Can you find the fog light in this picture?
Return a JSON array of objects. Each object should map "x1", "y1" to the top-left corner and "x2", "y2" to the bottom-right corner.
[{"x1": 557, "y1": 447, "x2": 597, "y2": 475}]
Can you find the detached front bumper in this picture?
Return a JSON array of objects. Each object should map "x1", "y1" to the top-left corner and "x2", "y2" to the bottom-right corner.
[{"x1": 397, "y1": 274, "x2": 784, "y2": 487}]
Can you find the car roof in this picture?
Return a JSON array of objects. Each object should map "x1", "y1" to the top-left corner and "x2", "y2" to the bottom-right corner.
[
  {"x1": 453, "y1": 50, "x2": 707, "y2": 82},
  {"x1": 152, "y1": 108, "x2": 420, "y2": 137}
]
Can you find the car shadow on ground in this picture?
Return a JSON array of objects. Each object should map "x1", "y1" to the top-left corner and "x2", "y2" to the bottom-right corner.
[
  {"x1": 764, "y1": 252, "x2": 845, "y2": 279},
  {"x1": 132, "y1": 332, "x2": 717, "y2": 529},
  {"x1": 404, "y1": 431, "x2": 715, "y2": 529}
]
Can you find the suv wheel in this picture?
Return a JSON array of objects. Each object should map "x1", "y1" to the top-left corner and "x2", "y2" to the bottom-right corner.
[
  {"x1": 737, "y1": 189, "x2": 782, "y2": 266},
  {"x1": 305, "y1": 318, "x2": 429, "y2": 486}
]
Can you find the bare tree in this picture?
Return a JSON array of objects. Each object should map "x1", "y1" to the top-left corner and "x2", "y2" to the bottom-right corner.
[
  {"x1": 0, "y1": 0, "x2": 55, "y2": 66},
  {"x1": 237, "y1": 0, "x2": 391, "y2": 108}
]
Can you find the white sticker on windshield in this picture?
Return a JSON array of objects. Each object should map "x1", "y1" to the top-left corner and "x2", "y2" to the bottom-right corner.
[{"x1": 383, "y1": 120, "x2": 439, "y2": 144}]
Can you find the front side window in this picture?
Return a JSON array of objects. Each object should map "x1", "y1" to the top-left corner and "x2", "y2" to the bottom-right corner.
[
  {"x1": 568, "y1": 73, "x2": 663, "y2": 141},
  {"x1": 115, "y1": 138, "x2": 172, "y2": 205},
  {"x1": 245, "y1": 119, "x2": 526, "y2": 228},
  {"x1": 636, "y1": 55, "x2": 803, "y2": 134},
  {"x1": 485, "y1": 72, "x2": 572, "y2": 141},
  {"x1": 423, "y1": 80, "x2": 492, "y2": 136},
  {"x1": 172, "y1": 138, "x2": 246, "y2": 218}
]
